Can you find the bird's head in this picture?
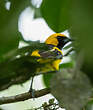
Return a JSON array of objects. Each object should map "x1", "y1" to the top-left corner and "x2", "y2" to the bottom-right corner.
[{"x1": 45, "y1": 33, "x2": 72, "y2": 49}]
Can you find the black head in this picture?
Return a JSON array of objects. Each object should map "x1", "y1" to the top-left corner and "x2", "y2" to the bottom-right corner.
[{"x1": 57, "y1": 36, "x2": 71, "y2": 49}]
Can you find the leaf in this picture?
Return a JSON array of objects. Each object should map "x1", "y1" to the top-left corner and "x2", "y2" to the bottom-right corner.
[
  {"x1": 40, "y1": 0, "x2": 71, "y2": 32},
  {"x1": 0, "y1": 0, "x2": 30, "y2": 61},
  {"x1": 43, "y1": 73, "x2": 54, "y2": 88},
  {"x1": 49, "y1": 98, "x2": 55, "y2": 104},
  {"x1": 51, "y1": 69, "x2": 92, "y2": 110},
  {"x1": 85, "y1": 100, "x2": 93, "y2": 110},
  {"x1": 59, "y1": 62, "x2": 74, "y2": 69}
]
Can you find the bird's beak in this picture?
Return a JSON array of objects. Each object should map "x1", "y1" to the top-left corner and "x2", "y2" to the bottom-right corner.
[{"x1": 57, "y1": 36, "x2": 74, "y2": 49}]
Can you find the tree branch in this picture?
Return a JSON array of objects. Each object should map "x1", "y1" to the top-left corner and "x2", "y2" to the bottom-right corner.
[{"x1": 0, "y1": 88, "x2": 50, "y2": 105}]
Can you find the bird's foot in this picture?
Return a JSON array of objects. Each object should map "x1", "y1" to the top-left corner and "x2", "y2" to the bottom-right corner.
[
  {"x1": 29, "y1": 77, "x2": 35, "y2": 98},
  {"x1": 29, "y1": 88, "x2": 35, "y2": 98}
]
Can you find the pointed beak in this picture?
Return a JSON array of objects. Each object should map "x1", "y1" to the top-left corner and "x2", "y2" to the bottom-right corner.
[{"x1": 57, "y1": 36, "x2": 74, "y2": 49}]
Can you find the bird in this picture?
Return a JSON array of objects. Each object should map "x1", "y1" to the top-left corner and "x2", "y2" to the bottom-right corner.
[
  {"x1": 29, "y1": 33, "x2": 71, "y2": 93},
  {"x1": 31, "y1": 33, "x2": 71, "y2": 74},
  {"x1": 0, "y1": 33, "x2": 71, "y2": 92}
]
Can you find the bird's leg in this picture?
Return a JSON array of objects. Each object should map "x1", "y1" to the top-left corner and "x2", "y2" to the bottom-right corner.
[
  {"x1": 29, "y1": 76, "x2": 35, "y2": 98},
  {"x1": 29, "y1": 77, "x2": 34, "y2": 91}
]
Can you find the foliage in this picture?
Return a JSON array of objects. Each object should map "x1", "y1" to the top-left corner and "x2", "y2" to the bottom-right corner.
[
  {"x1": 29, "y1": 98, "x2": 60, "y2": 110},
  {"x1": 40, "y1": 0, "x2": 71, "y2": 32},
  {"x1": 0, "y1": 0, "x2": 93, "y2": 110}
]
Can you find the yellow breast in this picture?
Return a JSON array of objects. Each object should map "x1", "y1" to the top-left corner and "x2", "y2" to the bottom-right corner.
[{"x1": 31, "y1": 48, "x2": 62, "y2": 73}]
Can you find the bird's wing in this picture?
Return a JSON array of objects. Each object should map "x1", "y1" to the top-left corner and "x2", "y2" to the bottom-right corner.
[{"x1": 39, "y1": 47, "x2": 63, "y2": 59}]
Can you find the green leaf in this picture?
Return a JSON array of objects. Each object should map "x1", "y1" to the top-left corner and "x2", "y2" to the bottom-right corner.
[
  {"x1": 59, "y1": 62, "x2": 74, "y2": 69},
  {"x1": 43, "y1": 73, "x2": 54, "y2": 88},
  {"x1": 49, "y1": 98, "x2": 55, "y2": 104},
  {"x1": 0, "y1": 0, "x2": 30, "y2": 61},
  {"x1": 85, "y1": 100, "x2": 93, "y2": 110},
  {"x1": 40, "y1": 0, "x2": 71, "y2": 32}
]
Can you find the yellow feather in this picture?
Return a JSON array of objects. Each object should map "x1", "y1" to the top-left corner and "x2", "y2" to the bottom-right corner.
[
  {"x1": 45, "y1": 33, "x2": 66, "y2": 46},
  {"x1": 52, "y1": 59, "x2": 61, "y2": 70},
  {"x1": 31, "y1": 50, "x2": 40, "y2": 57}
]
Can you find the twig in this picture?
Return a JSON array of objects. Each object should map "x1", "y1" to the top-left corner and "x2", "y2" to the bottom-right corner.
[{"x1": 0, "y1": 88, "x2": 50, "y2": 105}]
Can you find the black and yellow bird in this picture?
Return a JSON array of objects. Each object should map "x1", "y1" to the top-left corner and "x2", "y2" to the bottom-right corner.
[
  {"x1": 29, "y1": 33, "x2": 71, "y2": 91},
  {"x1": 0, "y1": 33, "x2": 71, "y2": 91},
  {"x1": 31, "y1": 33, "x2": 71, "y2": 74}
]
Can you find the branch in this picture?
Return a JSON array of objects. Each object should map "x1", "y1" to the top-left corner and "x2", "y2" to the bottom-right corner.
[{"x1": 0, "y1": 88, "x2": 50, "y2": 105}]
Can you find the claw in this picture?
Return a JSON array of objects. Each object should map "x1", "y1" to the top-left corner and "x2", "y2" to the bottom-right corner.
[{"x1": 29, "y1": 88, "x2": 35, "y2": 98}]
